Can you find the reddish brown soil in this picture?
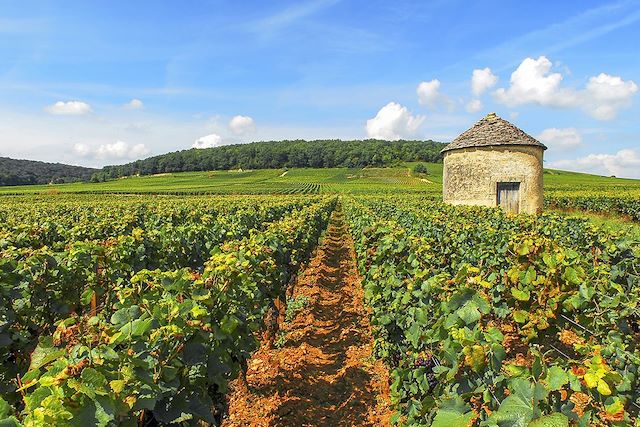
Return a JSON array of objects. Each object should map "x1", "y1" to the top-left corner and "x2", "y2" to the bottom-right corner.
[{"x1": 223, "y1": 208, "x2": 392, "y2": 427}]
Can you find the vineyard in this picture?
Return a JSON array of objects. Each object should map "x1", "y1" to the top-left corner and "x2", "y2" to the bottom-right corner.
[
  {"x1": 0, "y1": 179, "x2": 639, "y2": 425},
  {"x1": 4, "y1": 0, "x2": 640, "y2": 425}
]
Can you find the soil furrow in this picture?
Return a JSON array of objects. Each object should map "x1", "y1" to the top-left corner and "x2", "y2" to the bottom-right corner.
[{"x1": 223, "y1": 206, "x2": 391, "y2": 427}]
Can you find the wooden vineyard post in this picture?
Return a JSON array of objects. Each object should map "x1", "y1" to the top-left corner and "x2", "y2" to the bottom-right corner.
[
  {"x1": 90, "y1": 291, "x2": 98, "y2": 317},
  {"x1": 274, "y1": 296, "x2": 285, "y2": 327}
]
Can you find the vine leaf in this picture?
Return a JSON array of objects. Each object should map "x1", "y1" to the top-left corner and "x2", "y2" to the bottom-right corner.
[
  {"x1": 457, "y1": 301, "x2": 481, "y2": 325},
  {"x1": 432, "y1": 398, "x2": 475, "y2": 427},
  {"x1": 0, "y1": 397, "x2": 11, "y2": 418},
  {"x1": 28, "y1": 337, "x2": 66, "y2": 371},
  {"x1": 546, "y1": 366, "x2": 568, "y2": 391},
  {"x1": 527, "y1": 413, "x2": 569, "y2": 427},
  {"x1": 482, "y1": 378, "x2": 548, "y2": 427}
]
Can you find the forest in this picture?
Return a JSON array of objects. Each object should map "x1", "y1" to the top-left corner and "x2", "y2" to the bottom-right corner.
[
  {"x1": 0, "y1": 157, "x2": 97, "y2": 186},
  {"x1": 92, "y1": 139, "x2": 446, "y2": 181}
]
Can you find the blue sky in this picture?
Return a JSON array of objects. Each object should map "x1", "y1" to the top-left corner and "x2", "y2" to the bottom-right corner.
[{"x1": 1, "y1": 0, "x2": 639, "y2": 177}]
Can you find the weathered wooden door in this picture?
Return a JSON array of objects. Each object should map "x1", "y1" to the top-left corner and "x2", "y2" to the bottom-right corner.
[{"x1": 497, "y1": 182, "x2": 520, "y2": 214}]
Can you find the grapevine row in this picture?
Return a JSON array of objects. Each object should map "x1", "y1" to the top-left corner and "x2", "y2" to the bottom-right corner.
[
  {"x1": 547, "y1": 194, "x2": 640, "y2": 222},
  {"x1": 1, "y1": 196, "x2": 335, "y2": 425},
  {"x1": 345, "y1": 195, "x2": 639, "y2": 426}
]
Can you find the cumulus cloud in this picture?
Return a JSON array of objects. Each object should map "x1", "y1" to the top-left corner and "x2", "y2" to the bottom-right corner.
[
  {"x1": 417, "y1": 80, "x2": 441, "y2": 106},
  {"x1": 584, "y1": 73, "x2": 639, "y2": 120},
  {"x1": 465, "y1": 99, "x2": 483, "y2": 113},
  {"x1": 125, "y1": 99, "x2": 144, "y2": 109},
  {"x1": 72, "y1": 143, "x2": 92, "y2": 157},
  {"x1": 128, "y1": 143, "x2": 150, "y2": 157},
  {"x1": 228, "y1": 115, "x2": 255, "y2": 135},
  {"x1": 96, "y1": 141, "x2": 129, "y2": 159},
  {"x1": 537, "y1": 128, "x2": 582, "y2": 151},
  {"x1": 95, "y1": 140, "x2": 150, "y2": 159},
  {"x1": 550, "y1": 149, "x2": 640, "y2": 179},
  {"x1": 471, "y1": 68, "x2": 498, "y2": 96},
  {"x1": 193, "y1": 133, "x2": 223, "y2": 149},
  {"x1": 71, "y1": 141, "x2": 149, "y2": 161},
  {"x1": 45, "y1": 100, "x2": 92, "y2": 115},
  {"x1": 494, "y1": 56, "x2": 638, "y2": 120},
  {"x1": 417, "y1": 79, "x2": 455, "y2": 110},
  {"x1": 365, "y1": 102, "x2": 425, "y2": 140},
  {"x1": 494, "y1": 56, "x2": 577, "y2": 107}
]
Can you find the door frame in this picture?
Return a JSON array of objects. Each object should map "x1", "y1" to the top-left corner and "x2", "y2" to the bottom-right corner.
[
  {"x1": 496, "y1": 181, "x2": 521, "y2": 213},
  {"x1": 490, "y1": 175, "x2": 527, "y2": 199}
]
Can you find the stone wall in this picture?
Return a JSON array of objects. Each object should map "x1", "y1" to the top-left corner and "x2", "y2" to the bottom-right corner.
[{"x1": 442, "y1": 145, "x2": 544, "y2": 214}]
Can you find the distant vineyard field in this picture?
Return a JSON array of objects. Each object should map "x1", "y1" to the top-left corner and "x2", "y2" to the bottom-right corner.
[
  {"x1": 1, "y1": 164, "x2": 639, "y2": 197},
  {"x1": 3, "y1": 165, "x2": 640, "y2": 225}
]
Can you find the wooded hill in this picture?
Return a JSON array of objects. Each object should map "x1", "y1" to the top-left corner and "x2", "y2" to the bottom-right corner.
[
  {"x1": 0, "y1": 157, "x2": 97, "y2": 186},
  {"x1": 0, "y1": 140, "x2": 447, "y2": 185},
  {"x1": 92, "y1": 139, "x2": 446, "y2": 181}
]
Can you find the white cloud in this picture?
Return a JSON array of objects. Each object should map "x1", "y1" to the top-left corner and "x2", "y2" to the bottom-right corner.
[
  {"x1": 494, "y1": 56, "x2": 638, "y2": 120},
  {"x1": 471, "y1": 68, "x2": 498, "y2": 96},
  {"x1": 550, "y1": 149, "x2": 640, "y2": 179},
  {"x1": 125, "y1": 99, "x2": 144, "y2": 109},
  {"x1": 584, "y1": 73, "x2": 638, "y2": 120},
  {"x1": 45, "y1": 100, "x2": 92, "y2": 115},
  {"x1": 494, "y1": 56, "x2": 577, "y2": 107},
  {"x1": 72, "y1": 143, "x2": 92, "y2": 157},
  {"x1": 228, "y1": 115, "x2": 255, "y2": 135},
  {"x1": 537, "y1": 128, "x2": 582, "y2": 151},
  {"x1": 465, "y1": 99, "x2": 483, "y2": 113},
  {"x1": 96, "y1": 141, "x2": 128, "y2": 158},
  {"x1": 193, "y1": 133, "x2": 223, "y2": 149},
  {"x1": 417, "y1": 79, "x2": 441, "y2": 106},
  {"x1": 417, "y1": 79, "x2": 455, "y2": 111},
  {"x1": 128, "y1": 143, "x2": 150, "y2": 157},
  {"x1": 68, "y1": 140, "x2": 151, "y2": 162},
  {"x1": 365, "y1": 102, "x2": 425, "y2": 140},
  {"x1": 93, "y1": 141, "x2": 150, "y2": 160}
]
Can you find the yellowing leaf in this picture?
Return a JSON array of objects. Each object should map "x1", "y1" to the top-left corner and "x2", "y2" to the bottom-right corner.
[
  {"x1": 605, "y1": 399, "x2": 624, "y2": 414},
  {"x1": 597, "y1": 380, "x2": 612, "y2": 396},
  {"x1": 583, "y1": 372, "x2": 598, "y2": 388},
  {"x1": 512, "y1": 288, "x2": 530, "y2": 301},
  {"x1": 110, "y1": 379, "x2": 125, "y2": 394},
  {"x1": 513, "y1": 310, "x2": 528, "y2": 323},
  {"x1": 124, "y1": 395, "x2": 137, "y2": 409},
  {"x1": 463, "y1": 345, "x2": 486, "y2": 373}
]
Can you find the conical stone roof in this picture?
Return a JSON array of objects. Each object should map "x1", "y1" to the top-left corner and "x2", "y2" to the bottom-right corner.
[{"x1": 441, "y1": 113, "x2": 547, "y2": 153}]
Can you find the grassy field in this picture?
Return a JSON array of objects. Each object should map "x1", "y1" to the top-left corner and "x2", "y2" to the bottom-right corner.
[{"x1": 1, "y1": 162, "x2": 638, "y2": 196}]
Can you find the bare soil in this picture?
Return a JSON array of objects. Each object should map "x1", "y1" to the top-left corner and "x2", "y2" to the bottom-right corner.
[{"x1": 223, "y1": 208, "x2": 392, "y2": 427}]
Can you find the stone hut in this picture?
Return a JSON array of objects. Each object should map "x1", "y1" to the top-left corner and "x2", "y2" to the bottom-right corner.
[{"x1": 441, "y1": 113, "x2": 546, "y2": 214}]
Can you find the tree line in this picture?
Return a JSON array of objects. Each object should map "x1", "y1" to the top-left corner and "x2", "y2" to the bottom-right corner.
[
  {"x1": 0, "y1": 157, "x2": 97, "y2": 186},
  {"x1": 93, "y1": 139, "x2": 446, "y2": 181}
]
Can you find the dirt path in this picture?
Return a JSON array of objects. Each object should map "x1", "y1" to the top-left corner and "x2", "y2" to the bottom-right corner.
[{"x1": 223, "y1": 207, "x2": 392, "y2": 427}]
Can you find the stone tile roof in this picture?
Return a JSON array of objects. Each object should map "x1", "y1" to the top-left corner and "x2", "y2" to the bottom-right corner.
[{"x1": 441, "y1": 112, "x2": 547, "y2": 153}]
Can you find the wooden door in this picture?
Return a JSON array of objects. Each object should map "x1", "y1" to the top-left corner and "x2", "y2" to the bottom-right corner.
[{"x1": 497, "y1": 182, "x2": 520, "y2": 214}]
